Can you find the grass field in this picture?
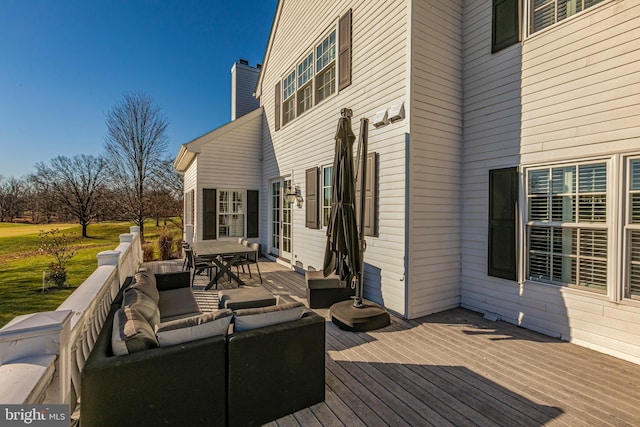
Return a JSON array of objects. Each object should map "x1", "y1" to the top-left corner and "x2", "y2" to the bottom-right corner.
[{"x1": 0, "y1": 220, "x2": 182, "y2": 328}]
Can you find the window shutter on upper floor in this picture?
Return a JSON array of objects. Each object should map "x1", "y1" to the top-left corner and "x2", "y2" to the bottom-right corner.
[
  {"x1": 356, "y1": 152, "x2": 377, "y2": 237},
  {"x1": 274, "y1": 81, "x2": 281, "y2": 131},
  {"x1": 488, "y1": 167, "x2": 518, "y2": 280},
  {"x1": 247, "y1": 190, "x2": 259, "y2": 238},
  {"x1": 338, "y1": 9, "x2": 352, "y2": 91},
  {"x1": 203, "y1": 188, "x2": 217, "y2": 240},
  {"x1": 306, "y1": 167, "x2": 320, "y2": 229},
  {"x1": 492, "y1": 0, "x2": 519, "y2": 53}
]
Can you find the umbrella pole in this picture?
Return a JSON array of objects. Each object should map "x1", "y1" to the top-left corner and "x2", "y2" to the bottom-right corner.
[{"x1": 354, "y1": 117, "x2": 368, "y2": 308}]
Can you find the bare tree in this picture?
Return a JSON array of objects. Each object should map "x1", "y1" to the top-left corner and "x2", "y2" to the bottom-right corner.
[
  {"x1": 35, "y1": 155, "x2": 108, "y2": 237},
  {"x1": 104, "y1": 92, "x2": 169, "y2": 240},
  {"x1": 0, "y1": 176, "x2": 27, "y2": 222},
  {"x1": 149, "y1": 158, "x2": 184, "y2": 228},
  {"x1": 29, "y1": 169, "x2": 59, "y2": 224}
]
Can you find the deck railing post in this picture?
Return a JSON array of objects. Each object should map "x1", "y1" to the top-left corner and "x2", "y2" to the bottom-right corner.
[
  {"x1": 97, "y1": 250, "x2": 121, "y2": 300},
  {"x1": 0, "y1": 310, "x2": 72, "y2": 404}
]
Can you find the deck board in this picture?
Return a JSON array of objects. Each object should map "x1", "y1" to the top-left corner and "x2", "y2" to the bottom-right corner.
[{"x1": 143, "y1": 258, "x2": 640, "y2": 426}]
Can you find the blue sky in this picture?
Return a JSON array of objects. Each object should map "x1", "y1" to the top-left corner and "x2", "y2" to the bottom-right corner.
[{"x1": 0, "y1": 0, "x2": 277, "y2": 179}]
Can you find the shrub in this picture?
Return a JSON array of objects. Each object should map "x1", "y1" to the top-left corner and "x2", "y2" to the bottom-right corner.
[
  {"x1": 38, "y1": 229, "x2": 78, "y2": 288},
  {"x1": 142, "y1": 242, "x2": 155, "y2": 262},
  {"x1": 158, "y1": 227, "x2": 174, "y2": 261}
]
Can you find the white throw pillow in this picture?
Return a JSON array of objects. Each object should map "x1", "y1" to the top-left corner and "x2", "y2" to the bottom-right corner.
[
  {"x1": 233, "y1": 302, "x2": 306, "y2": 333},
  {"x1": 156, "y1": 309, "x2": 233, "y2": 347}
]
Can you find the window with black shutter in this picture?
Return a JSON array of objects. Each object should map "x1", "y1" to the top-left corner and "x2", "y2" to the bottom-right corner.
[
  {"x1": 202, "y1": 188, "x2": 217, "y2": 240},
  {"x1": 488, "y1": 167, "x2": 518, "y2": 280},
  {"x1": 338, "y1": 9, "x2": 352, "y2": 91},
  {"x1": 356, "y1": 152, "x2": 377, "y2": 237},
  {"x1": 306, "y1": 167, "x2": 320, "y2": 229},
  {"x1": 492, "y1": 0, "x2": 519, "y2": 53},
  {"x1": 274, "y1": 81, "x2": 281, "y2": 131},
  {"x1": 247, "y1": 190, "x2": 259, "y2": 238}
]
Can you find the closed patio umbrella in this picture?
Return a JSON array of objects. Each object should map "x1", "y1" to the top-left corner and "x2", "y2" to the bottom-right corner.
[
  {"x1": 322, "y1": 110, "x2": 361, "y2": 286},
  {"x1": 324, "y1": 108, "x2": 389, "y2": 332}
]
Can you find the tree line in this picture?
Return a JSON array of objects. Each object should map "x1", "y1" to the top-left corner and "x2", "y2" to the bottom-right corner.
[{"x1": 0, "y1": 92, "x2": 183, "y2": 239}]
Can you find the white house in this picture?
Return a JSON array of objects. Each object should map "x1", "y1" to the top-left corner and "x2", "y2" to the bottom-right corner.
[{"x1": 175, "y1": 0, "x2": 640, "y2": 365}]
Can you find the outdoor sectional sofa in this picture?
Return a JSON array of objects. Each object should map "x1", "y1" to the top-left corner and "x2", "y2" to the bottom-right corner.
[{"x1": 80, "y1": 270, "x2": 325, "y2": 427}]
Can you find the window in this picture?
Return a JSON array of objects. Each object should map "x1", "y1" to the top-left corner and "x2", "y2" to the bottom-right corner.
[
  {"x1": 626, "y1": 159, "x2": 640, "y2": 300},
  {"x1": 315, "y1": 31, "x2": 336, "y2": 103},
  {"x1": 530, "y1": 0, "x2": 605, "y2": 34},
  {"x1": 488, "y1": 168, "x2": 518, "y2": 280},
  {"x1": 526, "y1": 162, "x2": 608, "y2": 292},
  {"x1": 273, "y1": 10, "x2": 352, "y2": 130},
  {"x1": 322, "y1": 165, "x2": 334, "y2": 227},
  {"x1": 492, "y1": 0, "x2": 520, "y2": 53},
  {"x1": 282, "y1": 70, "x2": 296, "y2": 126},
  {"x1": 219, "y1": 190, "x2": 244, "y2": 238},
  {"x1": 297, "y1": 53, "x2": 314, "y2": 116}
]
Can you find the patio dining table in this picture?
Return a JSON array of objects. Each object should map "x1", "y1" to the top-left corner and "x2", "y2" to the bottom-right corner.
[{"x1": 191, "y1": 241, "x2": 255, "y2": 289}]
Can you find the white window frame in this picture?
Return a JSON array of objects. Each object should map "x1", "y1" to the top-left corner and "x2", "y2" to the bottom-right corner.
[
  {"x1": 322, "y1": 164, "x2": 334, "y2": 228},
  {"x1": 526, "y1": 0, "x2": 608, "y2": 36},
  {"x1": 296, "y1": 52, "x2": 314, "y2": 116},
  {"x1": 315, "y1": 29, "x2": 337, "y2": 104},
  {"x1": 624, "y1": 156, "x2": 640, "y2": 301},
  {"x1": 525, "y1": 160, "x2": 610, "y2": 294},
  {"x1": 282, "y1": 69, "x2": 296, "y2": 126},
  {"x1": 218, "y1": 189, "x2": 245, "y2": 239}
]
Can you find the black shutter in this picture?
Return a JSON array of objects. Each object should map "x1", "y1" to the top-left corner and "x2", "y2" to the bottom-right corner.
[
  {"x1": 306, "y1": 167, "x2": 320, "y2": 229},
  {"x1": 202, "y1": 188, "x2": 217, "y2": 240},
  {"x1": 488, "y1": 167, "x2": 518, "y2": 280},
  {"x1": 338, "y1": 9, "x2": 352, "y2": 91},
  {"x1": 247, "y1": 190, "x2": 259, "y2": 238},
  {"x1": 274, "y1": 82, "x2": 281, "y2": 131},
  {"x1": 356, "y1": 152, "x2": 377, "y2": 237},
  {"x1": 492, "y1": 0, "x2": 519, "y2": 53}
]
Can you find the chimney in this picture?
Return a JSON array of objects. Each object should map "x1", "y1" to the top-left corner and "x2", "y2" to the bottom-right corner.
[{"x1": 231, "y1": 59, "x2": 261, "y2": 121}]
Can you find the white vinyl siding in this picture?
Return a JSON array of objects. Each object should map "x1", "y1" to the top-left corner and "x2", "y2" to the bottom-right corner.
[
  {"x1": 409, "y1": 0, "x2": 464, "y2": 317},
  {"x1": 259, "y1": 0, "x2": 409, "y2": 315},
  {"x1": 461, "y1": 0, "x2": 640, "y2": 364}
]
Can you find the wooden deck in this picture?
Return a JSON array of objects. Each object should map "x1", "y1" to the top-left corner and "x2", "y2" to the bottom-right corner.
[{"x1": 148, "y1": 259, "x2": 640, "y2": 426}]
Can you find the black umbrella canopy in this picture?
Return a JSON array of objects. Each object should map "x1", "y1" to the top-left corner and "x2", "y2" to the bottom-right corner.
[{"x1": 323, "y1": 114, "x2": 362, "y2": 285}]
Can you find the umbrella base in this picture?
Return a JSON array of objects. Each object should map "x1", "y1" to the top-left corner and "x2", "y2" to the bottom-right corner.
[{"x1": 329, "y1": 299, "x2": 390, "y2": 332}]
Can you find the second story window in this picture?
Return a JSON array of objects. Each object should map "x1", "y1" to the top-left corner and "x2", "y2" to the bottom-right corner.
[
  {"x1": 315, "y1": 30, "x2": 336, "y2": 104},
  {"x1": 531, "y1": 0, "x2": 605, "y2": 34},
  {"x1": 282, "y1": 70, "x2": 296, "y2": 126},
  {"x1": 297, "y1": 53, "x2": 314, "y2": 116}
]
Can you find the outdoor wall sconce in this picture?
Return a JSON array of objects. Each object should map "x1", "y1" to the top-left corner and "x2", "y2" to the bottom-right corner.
[
  {"x1": 285, "y1": 185, "x2": 303, "y2": 207},
  {"x1": 388, "y1": 102, "x2": 405, "y2": 123},
  {"x1": 371, "y1": 109, "x2": 388, "y2": 128}
]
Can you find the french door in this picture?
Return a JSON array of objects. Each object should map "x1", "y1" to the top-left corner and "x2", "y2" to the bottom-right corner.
[{"x1": 270, "y1": 178, "x2": 293, "y2": 261}]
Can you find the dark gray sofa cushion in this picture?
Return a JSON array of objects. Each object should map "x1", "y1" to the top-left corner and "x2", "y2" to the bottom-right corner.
[
  {"x1": 111, "y1": 306, "x2": 158, "y2": 356},
  {"x1": 158, "y1": 287, "x2": 201, "y2": 322}
]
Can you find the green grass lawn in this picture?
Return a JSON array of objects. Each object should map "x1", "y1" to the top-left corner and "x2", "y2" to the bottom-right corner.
[{"x1": 0, "y1": 220, "x2": 182, "y2": 328}]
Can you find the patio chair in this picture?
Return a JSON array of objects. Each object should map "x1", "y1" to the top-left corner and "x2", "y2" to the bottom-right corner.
[
  {"x1": 235, "y1": 242, "x2": 263, "y2": 283},
  {"x1": 184, "y1": 248, "x2": 218, "y2": 287}
]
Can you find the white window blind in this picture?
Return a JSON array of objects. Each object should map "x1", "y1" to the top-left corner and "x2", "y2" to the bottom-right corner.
[
  {"x1": 527, "y1": 162, "x2": 608, "y2": 291},
  {"x1": 627, "y1": 160, "x2": 640, "y2": 299},
  {"x1": 530, "y1": 0, "x2": 605, "y2": 34}
]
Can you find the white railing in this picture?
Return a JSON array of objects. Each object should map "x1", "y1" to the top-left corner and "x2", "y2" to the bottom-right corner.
[{"x1": 0, "y1": 226, "x2": 142, "y2": 415}]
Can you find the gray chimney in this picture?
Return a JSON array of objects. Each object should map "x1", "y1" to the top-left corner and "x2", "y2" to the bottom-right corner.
[{"x1": 231, "y1": 59, "x2": 261, "y2": 120}]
